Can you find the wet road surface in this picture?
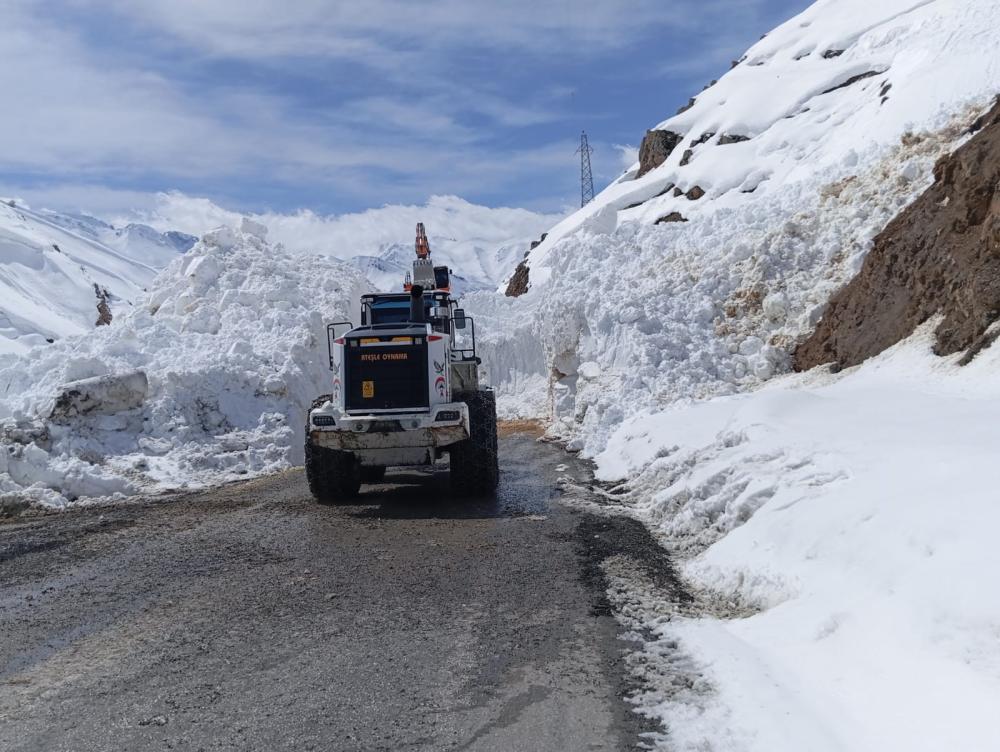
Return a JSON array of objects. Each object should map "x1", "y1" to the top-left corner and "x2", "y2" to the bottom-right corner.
[{"x1": 0, "y1": 430, "x2": 679, "y2": 751}]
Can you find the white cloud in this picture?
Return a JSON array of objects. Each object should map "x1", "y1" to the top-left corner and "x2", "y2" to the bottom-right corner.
[
  {"x1": 614, "y1": 144, "x2": 639, "y2": 171},
  {"x1": 1, "y1": 0, "x2": 795, "y2": 214},
  {"x1": 81, "y1": 0, "x2": 693, "y2": 59}
]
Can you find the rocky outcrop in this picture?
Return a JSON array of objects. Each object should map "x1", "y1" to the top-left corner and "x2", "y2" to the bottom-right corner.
[
  {"x1": 95, "y1": 284, "x2": 112, "y2": 326},
  {"x1": 638, "y1": 130, "x2": 682, "y2": 177},
  {"x1": 795, "y1": 98, "x2": 1000, "y2": 371},
  {"x1": 506, "y1": 234, "x2": 549, "y2": 297},
  {"x1": 505, "y1": 259, "x2": 531, "y2": 297}
]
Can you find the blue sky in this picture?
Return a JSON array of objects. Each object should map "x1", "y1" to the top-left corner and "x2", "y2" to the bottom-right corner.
[{"x1": 1, "y1": 0, "x2": 813, "y2": 218}]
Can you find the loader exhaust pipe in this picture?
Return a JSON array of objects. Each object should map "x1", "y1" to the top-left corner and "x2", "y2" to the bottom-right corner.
[{"x1": 409, "y1": 285, "x2": 425, "y2": 323}]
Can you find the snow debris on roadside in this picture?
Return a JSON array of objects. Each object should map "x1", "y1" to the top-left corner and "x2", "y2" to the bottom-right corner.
[
  {"x1": 0, "y1": 220, "x2": 370, "y2": 508},
  {"x1": 594, "y1": 330, "x2": 1000, "y2": 752}
]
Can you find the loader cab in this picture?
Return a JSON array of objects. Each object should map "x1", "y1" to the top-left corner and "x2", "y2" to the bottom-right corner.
[{"x1": 361, "y1": 292, "x2": 454, "y2": 334}]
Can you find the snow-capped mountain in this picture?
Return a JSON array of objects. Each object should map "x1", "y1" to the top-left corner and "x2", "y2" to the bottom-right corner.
[
  {"x1": 129, "y1": 193, "x2": 560, "y2": 293},
  {"x1": 0, "y1": 201, "x2": 195, "y2": 357},
  {"x1": 348, "y1": 238, "x2": 527, "y2": 295}
]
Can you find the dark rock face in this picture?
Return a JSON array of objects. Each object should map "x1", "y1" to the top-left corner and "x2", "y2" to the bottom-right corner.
[
  {"x1": 505, "y1": 260, "x2": 531, "y2": 298},
  {"x1": 530, "y1": 233, "x2": 548, "y2": 251},
  {"x1": 719, "y1": 134, "x2": 750, "y2": 146},
  {"x1": 637, "y1": 130, "x2": 682, "y2": 178},
  {"x1": 795, "y1": 99, "x2": 1000, "y2": 371},
  {"x1": 94, "y1": 284, "x2": 113, "y2": 326},
  {"x1": 655, "y1": 212, "x2": 688, "y2": 224},
  {"x1": 821, "y1": 70, "x2": 881, "y2": 96},
  {"x1": 676, "y1": 98, "x2": 697, "y2": 115},
  {"x1": 686, "y1": 186, "x2": 706, "y2": 201}
]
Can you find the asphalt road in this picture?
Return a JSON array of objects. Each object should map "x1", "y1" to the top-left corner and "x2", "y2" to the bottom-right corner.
[{"x1": 0, "y1": 429, "x2": 680, "y2": 751}]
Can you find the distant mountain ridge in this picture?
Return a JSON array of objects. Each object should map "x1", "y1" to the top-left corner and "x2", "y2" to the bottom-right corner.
[{"x1": 0, "y1": 201, "x2": 195, "y2": 357}]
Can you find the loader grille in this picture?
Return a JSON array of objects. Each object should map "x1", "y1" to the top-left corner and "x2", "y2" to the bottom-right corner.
[{"x1": 344, "y1": 337, "x2": 428, "y2": 412}]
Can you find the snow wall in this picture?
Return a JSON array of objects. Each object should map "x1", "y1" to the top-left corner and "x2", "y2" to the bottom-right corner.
[{"x1": 0, "y1": 221, "x2": 371, "y2": 508}]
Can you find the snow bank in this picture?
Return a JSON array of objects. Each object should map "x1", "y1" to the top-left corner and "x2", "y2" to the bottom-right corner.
[
  {"x1": 0, "y1": 222, "x2": 370, "y2": 508},
  {"x1": 462, "y1": 290, "x2": 548, "y2": 419},
  {"x1": 594, "y1": 330, "x2": 1000, "y2": 751}
]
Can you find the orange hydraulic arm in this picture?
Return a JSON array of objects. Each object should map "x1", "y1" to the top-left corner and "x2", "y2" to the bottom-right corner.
[{"x1": 415, "y1": 222, "x2": 431, "y2": 259}]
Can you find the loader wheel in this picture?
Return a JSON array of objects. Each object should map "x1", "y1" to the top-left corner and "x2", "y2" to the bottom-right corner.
[
  {"x1": 360, "y1": 465, "x2": 386, "y2": 483},
  {"x1": 449, "y1": 390, "x2": 499, "y2": 495},
  {"x1": 304, "y1": 436, "x2": 360, "y2": 503}
]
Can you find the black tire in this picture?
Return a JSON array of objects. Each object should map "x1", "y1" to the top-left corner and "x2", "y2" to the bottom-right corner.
[
  {"x1": 449, "y1": 390, "x2": 499, "y2": 495},
  {"x1": 360, "y1": 465, "x2": 386, "y2": 483},
  {"x1": 304, "y1": 433, "x2": 361, "y2": 503}
]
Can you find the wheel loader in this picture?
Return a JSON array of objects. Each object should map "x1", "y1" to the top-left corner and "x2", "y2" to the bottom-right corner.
[{"x1": 305, "y1": 223, "x2": 499, "y2": 501}]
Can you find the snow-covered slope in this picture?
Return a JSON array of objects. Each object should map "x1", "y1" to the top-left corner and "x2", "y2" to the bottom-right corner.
[
  {"x1": 0, "y1": 220, "x2": 370, "y2": 507},
  {"x1": 519, "y1": 0, "x2": 1000, "y2": 279},
  {"x1": 476, "y1": 0, "x2": 1000, "y2": 453},
  {"x1": 0, "y1": 202, "x2": 194, "y2": 357},
  {"x1": 133, "y1": 193, "x2": 559, "y2": 292}
]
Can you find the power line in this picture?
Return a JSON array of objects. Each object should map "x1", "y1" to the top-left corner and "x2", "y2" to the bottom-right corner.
[{"x1": 575, "y1": 131, "x2": 595, "y2": 207}]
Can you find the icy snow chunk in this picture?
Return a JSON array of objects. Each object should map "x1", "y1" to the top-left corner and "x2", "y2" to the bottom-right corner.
[
  {"x1": 202, "y1": 226, "x2": 237, "y2": 251},
  {"x1": 239, "y1": 216, "x2": 268, "y2": 240},
  {"x1": 184, "y1": 254, "x2": 222, "y2": 287},
  {"x1": 762, "y1": 292, "x2": 789, "y2": 321},
  {"x1": 900, "y1": 160, "x2": 921, "y2": 182},
  {"x1": 738, "y1": 336, "x2": 765, "y2": 356},
  {"x1": 582, "y1": 204, "x2": 618, "y2": 236},
  {"x1": 49, "y1": 371, "x2": 149, "y2": 422}
]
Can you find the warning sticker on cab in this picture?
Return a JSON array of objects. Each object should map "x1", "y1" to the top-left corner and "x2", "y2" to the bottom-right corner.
[{"x1": 362, "y1": 380, "x2": 374, "y2": 398}]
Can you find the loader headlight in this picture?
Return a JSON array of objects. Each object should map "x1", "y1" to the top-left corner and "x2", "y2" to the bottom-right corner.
[
  {"x1": 312, "y1": 415, "x2": 336, "y2": 427},
  {"x1": 435, "y1": 411, "x2": 460, "y2": 422}
]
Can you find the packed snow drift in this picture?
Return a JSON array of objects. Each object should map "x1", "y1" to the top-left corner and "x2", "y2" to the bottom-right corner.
[
  {"x1": 0, "y1": 201, "x2": 194, "y2": 357},
  {"x1": 0, "y1": 220, "x2": 369, "y2": 508},
  {"x1": 592, "y1": 330, "x2": 1000, "y2": 752}
]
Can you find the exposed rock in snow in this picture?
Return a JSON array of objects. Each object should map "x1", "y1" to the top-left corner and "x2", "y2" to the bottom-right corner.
[
  {"x1": 638, "y1": 130, "x2": 682, "y2": 178},
  {"x1": 796, "y1": 97, "x2": 1000, "y2": 370},
  {"x1": 503, "y1": 259, "x2": 531, "y2": 298}
]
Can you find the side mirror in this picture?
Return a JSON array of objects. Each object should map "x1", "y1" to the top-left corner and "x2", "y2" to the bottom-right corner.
[
  {"x1": 326, "y1": 321, "x2": 353, "y2": 370},
  {"x1": 453, "y1": 309, "x2": 467, "y2": 330}
]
